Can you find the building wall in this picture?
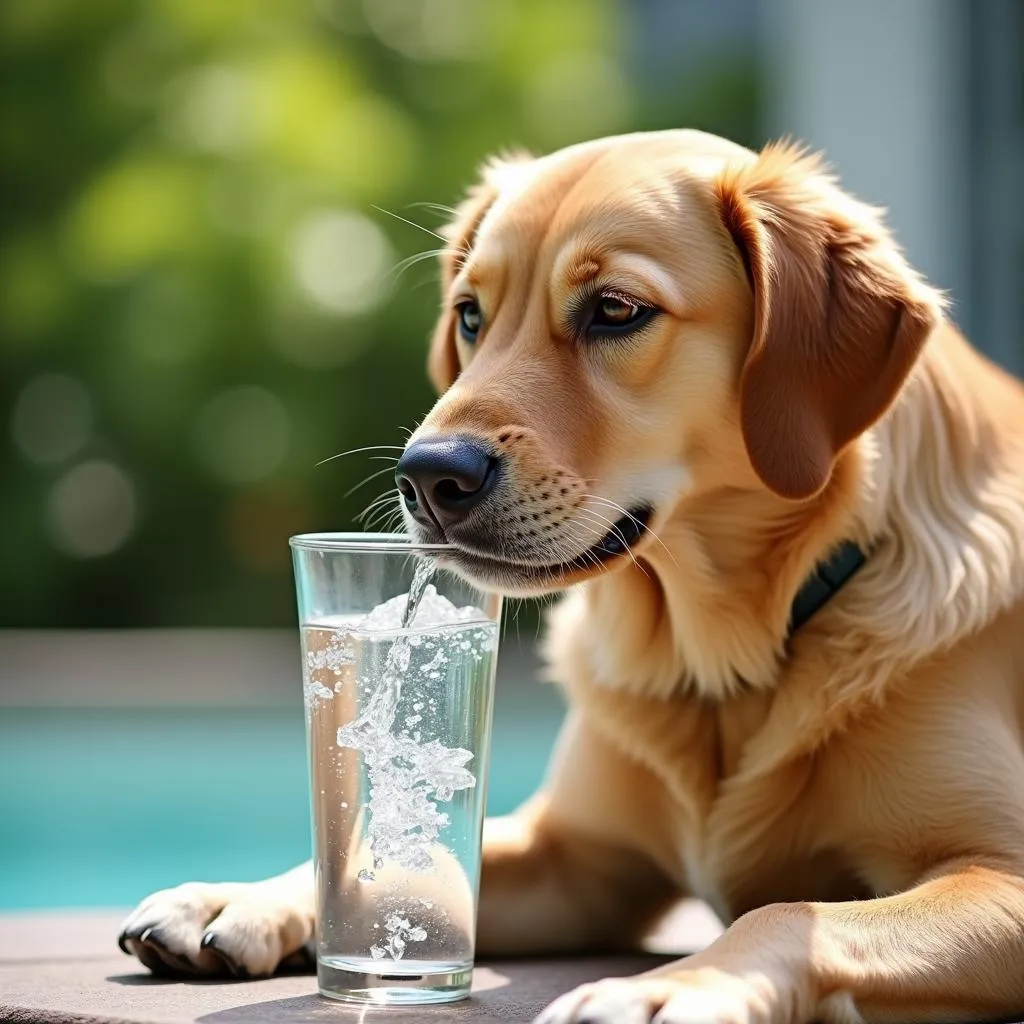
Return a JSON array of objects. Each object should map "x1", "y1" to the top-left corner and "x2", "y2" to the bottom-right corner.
[
  {"x1": 763, "y1": 0, "x2": 1023, "y2": 375},
  {"x1": 762, "y1": 0, "x2": 972, "y2": 328}
]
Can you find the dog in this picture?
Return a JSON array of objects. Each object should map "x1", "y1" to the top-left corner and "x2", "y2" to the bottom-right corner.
[{"x1": 120, "y1": 129, "x2": 1024, "y2": 1023}]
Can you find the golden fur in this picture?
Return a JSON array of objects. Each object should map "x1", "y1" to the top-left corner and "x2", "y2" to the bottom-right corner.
[
  {"x1": 120, "y1": 130, "x2": 1024, "y2": 1023},
  {"x1": 418, "y1": 131, "x2": 1024, "y2": 1022}
]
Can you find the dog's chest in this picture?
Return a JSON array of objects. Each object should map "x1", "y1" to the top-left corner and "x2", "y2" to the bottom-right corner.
[
  {"x1": 575, "y1": 683, "x2": 864, "y2": 921},
  {"x1": 664, "y1": 698, "x2": 812, "y2": 916}
]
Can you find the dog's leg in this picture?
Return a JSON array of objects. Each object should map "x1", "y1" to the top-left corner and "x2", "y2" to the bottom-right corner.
[
  {"x1": 118, "y1": 861, "x2": 315, "y2": 978},
  {"x1": 478, "y1": 712, "x2": 681, "y2": 956},
  {"x1": 535, "y1": 858, "x2": 1024, "y2": 1023}
]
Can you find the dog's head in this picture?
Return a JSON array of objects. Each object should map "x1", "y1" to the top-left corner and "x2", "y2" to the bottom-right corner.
[{"x1": 396, "y1": 130, "x2": 942, "y2": 595}]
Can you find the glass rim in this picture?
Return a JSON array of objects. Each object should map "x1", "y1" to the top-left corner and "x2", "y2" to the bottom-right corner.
[{"x1": 289, "y1": 532, "x2": 454, "y2": 554}]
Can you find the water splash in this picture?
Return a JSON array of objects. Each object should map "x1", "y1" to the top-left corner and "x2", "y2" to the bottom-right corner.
[{"x1": 336, "y1": 560, "x2": 478, "y2": 873}]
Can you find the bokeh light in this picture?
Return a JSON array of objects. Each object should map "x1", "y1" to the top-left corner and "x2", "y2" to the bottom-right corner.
[
  {"x1": 291, "y1": 209, "x2": 394, "y2": 316},
  {"x1": 47, "y1": 460, "x2": 137, "y2": 558},
  {"x1": 166, "y1": 65, "x2": 261, "y2": 155},
  {"x1": 11, "y1": 375, "x2": 94, "y2": 466},
  {"x1": 67, "y1": 159, "x2": 200, "y2": 282},
  {"x1": 361, "y1": 0, "x2": 494, "y2": 62}
]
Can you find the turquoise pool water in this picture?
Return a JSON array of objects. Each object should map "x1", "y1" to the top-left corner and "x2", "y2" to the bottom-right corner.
[{"x1": 0, "y1": 687, "x2": 565, "y2": 909}]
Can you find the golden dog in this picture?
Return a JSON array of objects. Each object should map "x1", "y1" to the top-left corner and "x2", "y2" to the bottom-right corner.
[{"x1": 121, "y1": 130, "x2": 1024, "y2": 1023}]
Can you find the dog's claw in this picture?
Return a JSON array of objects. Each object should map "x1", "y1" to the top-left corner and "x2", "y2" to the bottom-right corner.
[
  {"x1": 200, "y1": 932, "x2": 250, "y2": 979},
  {"x1": 125, "y1": 925, "x2": 203, "y2": 976},
  {"x1": 143, "y1": 927, "x2": 175, "y2": 953}
]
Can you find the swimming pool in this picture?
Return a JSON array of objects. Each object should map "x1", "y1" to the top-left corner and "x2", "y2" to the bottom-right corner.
[{"x1": 0, "y1": 640, "x2": 565, "y2": 910}]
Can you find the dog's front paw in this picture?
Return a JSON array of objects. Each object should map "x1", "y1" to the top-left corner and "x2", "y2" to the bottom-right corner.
[
  {"x1": 118, "y1": 880, "x2": 314, "y2": 979},
  {"x1": 535, "y1": 970, "x2": 786, "y2": 1024}
]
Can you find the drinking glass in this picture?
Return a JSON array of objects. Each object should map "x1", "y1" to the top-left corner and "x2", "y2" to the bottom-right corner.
[{"x1": 290, "y1": 533, "x2": 502, "y2": 1005}]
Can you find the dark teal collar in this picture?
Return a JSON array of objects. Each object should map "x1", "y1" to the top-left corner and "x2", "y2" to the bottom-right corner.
[{"x1": 789, "y1": 540, "x2": 868, "y2": 634}]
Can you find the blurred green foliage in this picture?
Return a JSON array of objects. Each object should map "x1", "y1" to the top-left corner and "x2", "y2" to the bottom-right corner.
[{"x1": 0, "y1": 0, "x2": 756, "y2": 627}]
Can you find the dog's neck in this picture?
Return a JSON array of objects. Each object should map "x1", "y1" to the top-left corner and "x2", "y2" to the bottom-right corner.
[
  {"x1": 545, "y1": 324, "x2": 1024, "y2": 702},
  {"x1": 557, "y1": 460, "x2": 863, "y2": 699}
]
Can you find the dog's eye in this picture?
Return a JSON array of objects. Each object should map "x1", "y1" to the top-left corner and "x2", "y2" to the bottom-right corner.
[
  {"x1": 596, "y1": 297, "x2": 638, "y2": 325},
  {"x1": 586, "y1": 294, "x2": 657, "y2": 338},
  {"x1": 456, "y1": 300, "x2": 482, "y2": 343}
]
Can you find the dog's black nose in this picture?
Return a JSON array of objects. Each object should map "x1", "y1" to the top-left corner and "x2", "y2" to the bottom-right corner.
[{"x1": 396, "y1": 437, "x2": 499, "y2": 528}]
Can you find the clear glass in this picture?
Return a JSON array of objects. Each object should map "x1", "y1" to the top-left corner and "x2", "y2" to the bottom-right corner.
[{"x1": 290, "y1": 533, "x2": 502, "y2": 1005}]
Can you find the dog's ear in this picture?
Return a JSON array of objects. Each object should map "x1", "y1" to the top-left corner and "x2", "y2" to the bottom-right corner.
[
  {"x1": 714, "y1": 143, "x2": 944, "y2": 500},
  {"x1": 427, "y1": 151, "x2": 534, "y2": 393}
]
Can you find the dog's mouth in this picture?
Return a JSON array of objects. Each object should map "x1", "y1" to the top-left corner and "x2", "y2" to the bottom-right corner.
[
  {"x1": 561, "y1": 505, "x2": 652, "y2": 570},
  {"x1": 438, "y1": 505, "x2": 654, "y2": 590}
]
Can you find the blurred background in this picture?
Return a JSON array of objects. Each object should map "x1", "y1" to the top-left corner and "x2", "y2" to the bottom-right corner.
[{"x1": 1, "y1": 0, "x2": 1021, "y2": 909}]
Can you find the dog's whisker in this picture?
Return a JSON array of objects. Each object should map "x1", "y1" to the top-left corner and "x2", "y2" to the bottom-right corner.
[
  {"x1": 406, "y1": 201, "x2": 458, "y2": 218},
  {"x1": 583, "y1": 493, "x2": 678, "y2": 567},
  {"x1": 549, "y1": 520, "x2": 611, "y2": 578},
  {"x1": 359, "y1": 498, "x2": 402, "y2": 527},
  {"x1": 558, "y1": 522, "x2": 598, "y2": 557},
  {"x1": 574, "y1": 508, "x2": 651, "y2": 581},
  {"x1": 387, "y1": 247, "x2": 467, "y2": 284},
  {"x1": 576, "y1": 508, "x2": 646, "y2": 571},
  {"x1": 511, "y1": 597, "x2": 523, "y2": 638},
  {"x1": 363, "y1": 505, "x2": 403, "y2": 533},
  {"x1": 344, "y1": 465, "x2": 398, "y2": 500},
  {"x1": 379, "y1": 508, "x2": 407, "y2": 534},
  {"x1": 371, "y1": 204, "x2": 448, "y2": 244},
  {"x1": 368, "y1": 507, "x2": 399, "y2": 532},
  {"x1": 575, "y1": 507, "x2": 631, "y2": 546},
  {"x1": 317, "y1": 445, "x2": 405, "y2": 468},
  {"x1": 357, "y1": 490, "x2": 402, "y2": 526},
  {"x1": 358, "y1": 487, "x2": 399, "y2": 512},
  {"x1": 358, "y1": 510, "x2": 392, "y2": 532},
  {"x1": 543, "y1": 515, "x2": 620, "y2": 576}
]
